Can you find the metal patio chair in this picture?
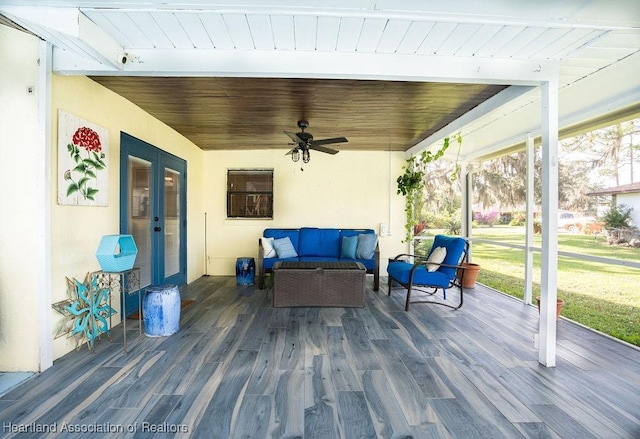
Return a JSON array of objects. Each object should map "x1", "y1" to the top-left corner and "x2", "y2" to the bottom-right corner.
[{"x1": 387, "y1": 235, "x2": 470, "y2": 310}]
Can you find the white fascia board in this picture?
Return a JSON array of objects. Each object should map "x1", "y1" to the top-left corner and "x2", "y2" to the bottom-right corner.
[
  {"x1": 463, "y1": 52, "x2": 640, "y2": 161},
  {"x1": 0, "y1": 6, "x2": 124, "y2": 70},
  {"x1": 466, "y1": 86, "x2": 640, "y2": 161},
  {"x1": 52, "y1": 48, "x2": 559, "y2": 84},
  {"x1": 404, "y1": 85, "x2": 540, "y2": 158}
]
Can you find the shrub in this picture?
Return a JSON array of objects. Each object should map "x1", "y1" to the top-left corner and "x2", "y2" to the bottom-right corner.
[
  {"x1": 509, "y1": 211, "x2": 526, "y2": 226},
  {"x1": 444, "y1": 218, "x2": 461, "y2": 235},
  {"x1": 474, "y1": 210, "x2": 500, "y2": 226},
  {"x1": 602, "y1": 204, "x2": 633, "y2": 230},
  {"x1": 413, "y1": 238, "x2": 432, "y2": 257}
]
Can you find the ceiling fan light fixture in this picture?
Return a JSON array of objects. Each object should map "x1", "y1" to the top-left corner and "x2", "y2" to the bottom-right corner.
[{"x1": 284, "y1": 120, "x2": 346, "y2": 163}]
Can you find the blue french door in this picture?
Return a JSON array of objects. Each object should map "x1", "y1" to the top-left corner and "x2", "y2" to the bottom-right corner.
[{"x1": 120, "y1": 133, "x2": 187, "y2": 315}]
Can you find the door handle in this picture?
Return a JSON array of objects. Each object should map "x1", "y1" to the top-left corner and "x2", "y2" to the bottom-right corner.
[{"x1": 154, "y1": 226, "x2": 162, "y2": 232}]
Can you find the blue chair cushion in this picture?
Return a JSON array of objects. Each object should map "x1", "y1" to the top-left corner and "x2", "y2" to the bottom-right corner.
[
  {"x1": 387, "y1": 261, "x2": 450, "y2": 289},
  {"x1": 299, "y1": 227, "x2": 340, "y2": 257},
  {"x1": 428, "y1": 235, "x2": 466, "y2": 279}
]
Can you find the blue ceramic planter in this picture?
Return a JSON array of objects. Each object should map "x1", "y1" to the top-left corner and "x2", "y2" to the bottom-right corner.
[
  {"x1": 236, "y1": 257, "x2": 255, "y2": 285},
  {"x1": 143, "y1": 284, "x2": 181, "y2": 337}
]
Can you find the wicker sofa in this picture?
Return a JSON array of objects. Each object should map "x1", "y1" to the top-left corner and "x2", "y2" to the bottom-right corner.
[{"x1": 258, "y1": 227, "x2": 380, "y2": 291}]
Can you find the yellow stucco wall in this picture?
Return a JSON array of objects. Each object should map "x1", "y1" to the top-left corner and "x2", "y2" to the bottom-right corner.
[
  {"x1": 204, "y1": 149, "x2": 407, "y2": 276},
  {"x1": 49, "y1": 75, "x2": 206, "y2": 359},
  {"x1": 0, "y1": 25, "x2": 43, "y2": 371}
]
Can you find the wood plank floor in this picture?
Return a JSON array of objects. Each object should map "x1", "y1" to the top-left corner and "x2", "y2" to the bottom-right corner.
[{"x1": 1, "y1": 275, "x2": 639, "y2": 438}]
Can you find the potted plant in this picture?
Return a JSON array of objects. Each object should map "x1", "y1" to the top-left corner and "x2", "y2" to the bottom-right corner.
[
  {"x1": 536, "y1": 296, "x2": 565, "y2": 320},
  {"x1": 396, "y1": 134, "x2": 462, "y2": 243},
  {"x1": 458, "y1": 262, "x2": 481, "y2": 288}
]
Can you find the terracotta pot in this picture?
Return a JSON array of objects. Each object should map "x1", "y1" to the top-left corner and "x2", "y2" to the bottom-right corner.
[
  {"x1": 536, "y1": 296, "x2": 565, "y2": 320},
  {"x1": 458, "y1": 262, "x2": 480, "y2": 288}
]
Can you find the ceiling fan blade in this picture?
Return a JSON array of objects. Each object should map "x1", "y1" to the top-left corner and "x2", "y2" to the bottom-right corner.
[
  {"x1": 309, "y1": 144, "x2": 339, "y2": 155},
  {"x1": 284, "y1": 130, "x2": 303, "y2": 144},
  {"x1": 311, "y1": 137, "x2": 348, "y2": 146}
]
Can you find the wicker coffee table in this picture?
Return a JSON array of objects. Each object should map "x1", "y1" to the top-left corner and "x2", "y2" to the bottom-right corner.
[{"x1": 272, "y1": 261, "x2": 366, "y2": 308}]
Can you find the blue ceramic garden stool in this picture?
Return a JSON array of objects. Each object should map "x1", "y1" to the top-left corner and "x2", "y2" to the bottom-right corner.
[
  {"x1": 143, "y1": 284, "x2": 181, "y2": 337},
  {"x1": 236, "y1": 257, "x2": 255, "y2": 286}
]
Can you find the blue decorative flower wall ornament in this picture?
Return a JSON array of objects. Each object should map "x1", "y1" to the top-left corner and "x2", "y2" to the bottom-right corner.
[{"x1": 52, "y1": 273, "x2": 116, "y2": 351}]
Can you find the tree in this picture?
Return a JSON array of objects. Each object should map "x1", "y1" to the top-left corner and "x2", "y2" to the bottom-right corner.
[
  {"x1": 472, "y1": 151, "x2": 536, "y2": 211},
  {"x1": 416, "y1": 118, "x2": 639, "y2": 228},
  {"x1": 558, "y1": 160, "x2": 598, "y2": 213},
  {"x1": 563, "y1": 119, "x2": 640, "y2": 187}
]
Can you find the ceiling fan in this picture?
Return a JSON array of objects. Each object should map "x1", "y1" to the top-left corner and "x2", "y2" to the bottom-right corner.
[{"x1": 284, "y1": 120, "x2": 348, "y2": 163}]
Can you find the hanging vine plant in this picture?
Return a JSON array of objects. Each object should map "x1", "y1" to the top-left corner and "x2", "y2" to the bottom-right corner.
[{"x1": 397, "y1": 134, "x2": 462, "y2": 243}]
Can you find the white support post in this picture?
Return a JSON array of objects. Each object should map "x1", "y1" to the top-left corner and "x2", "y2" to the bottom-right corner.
[
  {"x1": 524, "y1": 133, "x2": 534, "y2": 305},
  {"x1": 37, "y1": 40, "x2": 53, "y2": 371},
  {"x1": 460, "y1": 162, "x2": 468, "y2": 233},
  {"x1": 539, "y1": 80, "x2": 559, "y2": 367},
  {"x1": 461, "y1": 164, "x2": 473, "y2": 258}
]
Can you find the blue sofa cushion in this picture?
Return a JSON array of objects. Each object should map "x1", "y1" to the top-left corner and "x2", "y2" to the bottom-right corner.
[
  {"x1": 340, "y1": 229, "x2": 377, "y2": 260},
  {"x1": 263, "y1": 256, "x2": 299, "y2": 270},
  {"x1": 273, "y1": 237, "x2": 298, "y2": 258},
  {"x1": 298, "y1": 227, "x2": 340, "y2": 257},
  {"x1": 339, "y1": 258, "x2": 376, "y2": 271},
  {"x1": 300, "y1": 256, "x2": 339, "y2": 263},
  {"x1": 387, "y1": 261, "x2": 450, "y2": 288},
  {"x1": 264, "y1": 229, "x2": 300, "y2": 252},
  {"x1": 356, "y1": 233, "x2": 378, "y2": 259},
  {"x1": 339, "y1": 229, "x2": 375, "y2": 239},
  {"x1": 340, "y1": 235, "x2": 358, "y2": 259}
]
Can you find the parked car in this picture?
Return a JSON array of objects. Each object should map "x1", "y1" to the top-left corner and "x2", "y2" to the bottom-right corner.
[
  {"x1": 558, "y1": 212, "x2": 576, "y2": 229},
  {"x1": 559, "y1": 212, "x2": 601, "y2": 233}
]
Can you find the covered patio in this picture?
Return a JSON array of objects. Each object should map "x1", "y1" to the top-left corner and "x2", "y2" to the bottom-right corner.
[
  {"x1": 1, "y1": 4, "x2": 640, "y2": 426},
  {"x1": 1, "y1": 277, "x2": 639, "y2": 437}
]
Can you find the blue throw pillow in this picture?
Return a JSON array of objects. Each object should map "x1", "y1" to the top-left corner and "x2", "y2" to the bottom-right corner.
[
  {"x1": 340, "y1": 235, "x2": 358, "y2": 259},
  {"x1": 273, "y1": 236, "x2": 298, "y2": 258},
  {"x1": 356, "y1": 234, "x2": 378, "y2": 259}
]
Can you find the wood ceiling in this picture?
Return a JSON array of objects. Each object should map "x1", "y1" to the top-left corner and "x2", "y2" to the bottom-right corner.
[{"x1": 90, "y1": 76, "x2": 507, "y2": 152}]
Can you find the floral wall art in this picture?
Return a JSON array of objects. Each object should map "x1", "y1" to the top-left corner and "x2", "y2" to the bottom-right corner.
[{"x1": 57, "y1": 110, "x2": 109, "y2": 206}]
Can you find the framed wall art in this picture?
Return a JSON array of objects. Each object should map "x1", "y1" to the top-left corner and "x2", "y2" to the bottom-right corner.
[{"x1": 57, "y1": 110, "x2": 109, "y2": 206}]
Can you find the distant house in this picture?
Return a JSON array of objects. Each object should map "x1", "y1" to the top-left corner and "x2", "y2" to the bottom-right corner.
[{"x1": 588, "y1": 182, "x2": 640, "y2": 228}]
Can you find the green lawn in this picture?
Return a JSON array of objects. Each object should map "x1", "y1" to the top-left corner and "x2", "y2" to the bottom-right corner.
[{"x1": 417, "y1": 227, "x2": 640, "y2": 346}]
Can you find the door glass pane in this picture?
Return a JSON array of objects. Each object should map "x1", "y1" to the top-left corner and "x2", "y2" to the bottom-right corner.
[
  {"x1": 164, "y1": 168, "x2": 180, "y2": 278},
  {"x1": 128, "y1": 157, "x2": 152, "y2": 288}
]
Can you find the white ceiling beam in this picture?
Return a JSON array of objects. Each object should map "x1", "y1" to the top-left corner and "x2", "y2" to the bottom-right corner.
[
  {"x1": 405, "y1": 85, "x2": 538, "y2": 157},
  {"x1": 53, "y1": 48, "x2": 559, "y2": 85},
  {"x1": 0, "y1": 6, "x2": 125, "y2": 69}
]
